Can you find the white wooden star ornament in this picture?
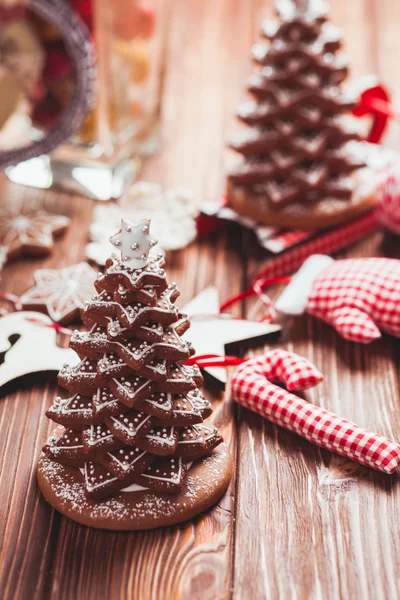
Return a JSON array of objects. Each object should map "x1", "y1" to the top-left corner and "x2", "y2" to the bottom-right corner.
[
  {"x1": 183, "y1": 287, "x2": 281, "y2": 386},
  {"x1": 0, "y1": 311, "x2": 77, "y2": 389},
  {"x1": 110, "y1": 219, "x2": 158, "y2": 269}
]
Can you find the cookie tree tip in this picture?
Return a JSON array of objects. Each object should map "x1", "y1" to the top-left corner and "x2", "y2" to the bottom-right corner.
[{"x1": 110, "y1": 219, "x2": 158, "y2": 269}]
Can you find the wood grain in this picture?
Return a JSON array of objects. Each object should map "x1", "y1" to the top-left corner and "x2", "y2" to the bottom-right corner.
[
  {"x1": 1, "y1": 0, "x2": 400, "y2": 599},
  {"x1": 233, "y1": 3, "x2": 400, "y2": 599}
]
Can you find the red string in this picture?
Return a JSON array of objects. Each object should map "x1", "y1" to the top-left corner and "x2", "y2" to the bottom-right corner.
[
  {"x1": 24, "y1": 316, "x2": 73, "y2": 336},
  {"x1": 366, "y1": 96, "x2": 399, "y2": 119},
  {"x1": 0, "y1": 291, "x2": 75, "y2": 335},
  {"x1": 219, "y1": 276, "x2": 291, "y2": 321},
  {"x1": 355, "y1": 87, "x2": 392, "y2": 144},
  {"x1": 185, "y1": 354, "x2": 246, "y2": 367}
]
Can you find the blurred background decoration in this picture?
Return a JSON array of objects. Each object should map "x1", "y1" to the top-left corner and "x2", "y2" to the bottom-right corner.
[
  {"x1": 0, "y1": 0, "x2": 166, "y2": 200},
  {"x1": 86, "y1": 182, "x2": 199, "y2": 265}
]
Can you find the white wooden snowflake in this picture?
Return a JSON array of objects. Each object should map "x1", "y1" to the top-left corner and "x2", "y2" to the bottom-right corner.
[
  {"x1": 20, "y1": 262, "x2": 97, "y2": 324},
  {"x1": 86, "y1": 182, "x2": 198, "y2": 266}
]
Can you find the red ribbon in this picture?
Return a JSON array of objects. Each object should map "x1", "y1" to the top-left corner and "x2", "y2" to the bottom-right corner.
[
  {"x1": 185, "y1": 354, "x2": 246, "y2": 368},
  {"x1": 24, "y1": 317, "x2": 74, "y2": 337},
  {"x1": 353, "y1": 83, "x2": 392, "y2": 144},
  {"x1": 219, "y1": 276, "x2": 291, "y2": 322}
]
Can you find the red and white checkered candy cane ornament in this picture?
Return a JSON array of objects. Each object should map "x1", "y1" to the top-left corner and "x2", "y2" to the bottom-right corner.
[
  {"x1": 376, "y1": 165, "x2": 400, "y2": 235},
  {"x1": 232, "y1": 350, "x2": 400, "y2": 474},
  {"x1": 276, "y1": 255, "x2": 400, "y2": 343}
]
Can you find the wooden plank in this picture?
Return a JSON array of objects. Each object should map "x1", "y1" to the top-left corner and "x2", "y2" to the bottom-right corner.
[
  {"x1": 0, "y1": 185, "x2": 93, "y2": 599},
  {"x1": 0, "y1": 182, "x2": 240, "y2": 599},
  {"x1": 232, "y1": 2, "x2": 400, "y2": 599},
  {"x1": 0, "y1": 0, "x2": 249, "y2": 597},
  {"x1": 2, "y1": 0, "x2": 400, "y2": 599},
  {"x1": 374, "y1": 0, "x2": 400, "y2": 151}
]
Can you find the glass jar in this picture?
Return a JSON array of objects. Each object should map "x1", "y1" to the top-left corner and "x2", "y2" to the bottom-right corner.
[{"x1": 5, "y1": 0, "x2": 166, "y2": 200}]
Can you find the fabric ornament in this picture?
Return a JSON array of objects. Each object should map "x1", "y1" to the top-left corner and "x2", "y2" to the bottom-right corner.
[
  {"x1": 232, "y1": 350, "x2": 400, "y2": 474},
  {"x1": 275, "y1": 255, "x2": 400, "y2": 343},
  {"x1": 376, "y1": 164, "x2": 400, "y2": 235}
]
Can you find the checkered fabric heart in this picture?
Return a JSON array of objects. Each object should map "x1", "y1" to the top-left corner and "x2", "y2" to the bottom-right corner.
[
  {"x1": 232, "y1": 350, "x2": 400, "y2": 474},
  {"x1": 307, "y1": 258, "x2": 400, "y2": 343}
]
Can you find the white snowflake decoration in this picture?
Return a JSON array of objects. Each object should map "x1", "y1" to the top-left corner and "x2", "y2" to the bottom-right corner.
[
  {"x1": 86, "y1": 182, "x2": 198, "y2": 266},
  {"x1": 110, "y1": 218, "x2": 158, "y2": 269},
  {"x1": 19, "y1": 262, "x2": 97, "y2": 324}
]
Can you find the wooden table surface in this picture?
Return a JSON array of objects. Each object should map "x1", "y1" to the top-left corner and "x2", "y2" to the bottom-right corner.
[{"x1": 2, "y1": 1, "x2": 400, "y2": 598}]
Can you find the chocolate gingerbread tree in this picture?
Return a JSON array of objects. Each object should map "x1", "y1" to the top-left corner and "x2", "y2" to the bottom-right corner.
[
  {"x1": 227, "y1": 0, "x2": 374, "y2": 229},
  {"x1": 42, "y1": 219, "x2": 222, "y2": 501}
]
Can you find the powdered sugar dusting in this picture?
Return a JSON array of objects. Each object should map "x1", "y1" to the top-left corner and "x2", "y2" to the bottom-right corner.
[{"x1": 38, "y1": 444, "x2": 231, "y2": 529}]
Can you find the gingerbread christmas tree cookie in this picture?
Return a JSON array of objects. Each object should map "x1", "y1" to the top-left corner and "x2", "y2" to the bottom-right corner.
[
  {"x1": 37, "y1": 219, "x2": 232, "y2": 530},
  {"x1": 227, "y1": 0, "x2": 377, "y2": 229}
]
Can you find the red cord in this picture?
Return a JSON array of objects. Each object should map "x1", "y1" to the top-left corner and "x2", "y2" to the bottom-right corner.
[
  {"x1": 185, "y1": 354, "x2": 245, "y2": 367},
  {"x1": 219, "y1": 276, "x2": 291, "y2": 320},
  {"x1": 367, "y1": 96, "x2": 398, "y2": 119},
  {"x1": 24, "y1": 316, "x2": 73, "y2": 336}
]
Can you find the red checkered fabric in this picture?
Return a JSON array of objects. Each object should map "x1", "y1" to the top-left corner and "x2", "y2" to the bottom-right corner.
[
  {"x1": 235, "y1": 349, "x2": 324, "y2": 391},
  {"x1": 254, "y1": 212, "x2": 378, "y2": 280},
  {"x1": 306, "y1": 258, "x2": 400, "y2": 343},
  {"x1": 232, "y1": 350, "x2": 400, "y2": 474},
  {"x1": 262, "y1": 229, "x2": 314, "y2": 254},
  {"x1": 376, "y1": 168, "x2": 400, "y2": 235}
]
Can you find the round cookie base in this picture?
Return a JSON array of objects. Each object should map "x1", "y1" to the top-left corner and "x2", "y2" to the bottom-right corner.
[
  {"x1": 37, "y1": 444, "x2": 232, "y2": 530},
  {"x1": 227, "y1": 167, "x2": 377, "y2": 230}
]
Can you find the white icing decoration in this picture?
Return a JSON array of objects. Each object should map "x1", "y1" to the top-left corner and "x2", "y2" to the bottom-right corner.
[
  {"x1": 113, "y1": 377, "x2": 149, "y2": 399},
  {"x1": 108, "y1": 448, "x2": 148, "y2": 470},
  {"x1": 110, "y1": 219, "x2": 158, "y2": 269},
  {"x1": 146, "y1": 426, "x2": 176, "y2": 446},
  {"x1": 56, "y1": 443, "x2": 82, "y2": 449},
  {"x1": 119, "y1": 481, "x2": 149, "y2": 493},
  {"x1": 110, "y1": 414, "x2": 151, "y2": 435},
  {"x1": 86, "y1": 425, "x2": 114, "y2": 445},
  {"x1": 79, "y1": 462, "x2": 193, "y2": 493},
  {"x1": 84, "y1": 464, "x2": 118, "y2": 492}
]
